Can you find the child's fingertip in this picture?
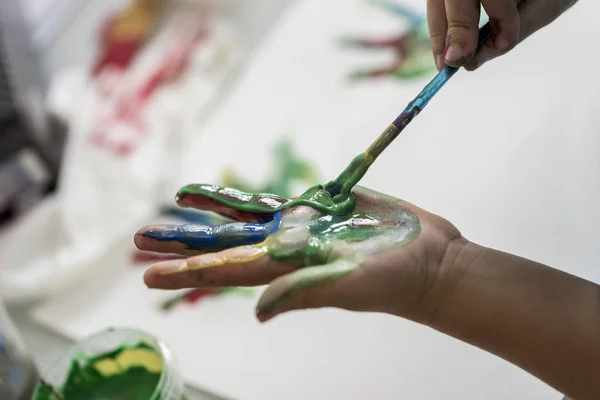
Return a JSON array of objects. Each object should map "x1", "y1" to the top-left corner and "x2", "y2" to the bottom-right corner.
[{"x1": 256, "y1": 311, "x2": 276, "y2": 323}]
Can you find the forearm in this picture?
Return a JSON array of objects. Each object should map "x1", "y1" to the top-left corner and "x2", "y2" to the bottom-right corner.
[{"x1": 432, "y1": 239, "x2": 600, "y2": 400}]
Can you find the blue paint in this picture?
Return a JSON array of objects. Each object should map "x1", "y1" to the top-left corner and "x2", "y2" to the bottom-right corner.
[{"x1": 142, "y1": 212, "x2": 282, "y2": 251}]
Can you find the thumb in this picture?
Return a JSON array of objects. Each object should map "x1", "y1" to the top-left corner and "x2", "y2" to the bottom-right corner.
[
  {"x1": 255, "y1": 259, "x2": 361, "y2": 322},
  {"x1": 444, "y1": 0, "x2": 481, "y2": 67}
]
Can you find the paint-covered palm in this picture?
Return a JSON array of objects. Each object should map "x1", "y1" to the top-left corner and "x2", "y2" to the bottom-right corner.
[{"x1": 135, "y1": 185, "x2": 461, "y2": 323}]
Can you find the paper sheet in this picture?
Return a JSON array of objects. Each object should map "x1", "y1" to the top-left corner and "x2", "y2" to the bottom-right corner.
[{"x1": 0, "y1": 12, "x2": 240, "y2": 302}]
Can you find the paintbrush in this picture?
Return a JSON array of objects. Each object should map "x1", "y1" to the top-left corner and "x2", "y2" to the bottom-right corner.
[
  {"x1": 325, "y1": 14, "x2": 518, "y2": 199},
  {"x1": 364, "y1": 20, "x2": 498, "y2": 162},
  {"x1": 367, "y1": 0, "x2": 525, "y2": 161},
  {"x1": 325, "y1": 16, "x2": 506, "y2": 200}
]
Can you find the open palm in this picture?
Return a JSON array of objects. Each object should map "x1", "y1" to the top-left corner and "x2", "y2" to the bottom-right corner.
[{"x1": 135, "y1": 185, "x2": 461, "y2": 323}]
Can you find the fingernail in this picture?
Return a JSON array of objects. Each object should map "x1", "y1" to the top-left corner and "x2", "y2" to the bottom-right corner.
[
  {"x1": 444, "y1": 43, "x2": 463, "y2": 64},
  {"x1": 464, "y1": 60, "x2": 478, "y2": 71},
  {"x1": 154, "y1": 259, "x2": 189, "y2": 275},
  {"x1": 494, "y1": 35, "x2": 510, "y2": 52},
  {"x1": 434, "y1": 54, "x2": 445, "y2": 71},
  {"x1": 256, "y1": 312, "x2": 276, "y2": 323}
]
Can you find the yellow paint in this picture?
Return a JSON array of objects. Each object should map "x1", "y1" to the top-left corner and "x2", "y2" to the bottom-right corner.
[
  {"x1": 185, "y1": 246, "x2": 268, "y2": 270},
  {"x1": 117, "y1": 348, "x2": 163, "y2": 374},
  {"x1": 93, "y1": 348, "x2": 163, "y2": 377},
  {"x1": 159, "y1": 244, "x2": 268, "y2": 275},
  {"x1": 225, "y1": 245, "x2": 269, "y2": 263},
  {"x1": 93, "y1": 359, "x2": 122, "y2": 375}
]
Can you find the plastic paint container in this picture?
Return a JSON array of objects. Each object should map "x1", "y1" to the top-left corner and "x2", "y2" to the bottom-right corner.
[
  {"x1": 32, "y1": 327, "x2": 184, "y2": 400},
  {"x1": 0, "y1": 301, "x2": 38, "y2": 400}
]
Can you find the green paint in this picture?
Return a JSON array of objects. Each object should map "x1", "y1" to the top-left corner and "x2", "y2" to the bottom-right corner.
[
  {"x1": 33, "y1": 343, "x2": 165, "y2": 400},
  {"x1": 178, "y1": 182, "x2": 354, "y2": 216},
  {"x1": 177, "y1": 136, "x2": 374, "y2": 216},
  {"x1": 266, "y1": 213, "x2": 384, "y2": 264},
  {"x1": 168, "y1": 127, "x2": 424, "y2": 317},
  {"x1": 178, "y1": 146, "x2": 373, "y2": 216},
  {"x1": 256, "y1": 258, "x2": 360, "y2": 316},
  {"x1": 250, "y1": 187, "x2": 421, "y2": 315},
  {"x1": 170, "y1": 125, "x2": 421, "y2": 320},
  {"x1": 179, "y1": 124, "x2": 400, "y2": 217},
  {"x1": 163, "y1": 132, "x2": 421, "y2": 317}
]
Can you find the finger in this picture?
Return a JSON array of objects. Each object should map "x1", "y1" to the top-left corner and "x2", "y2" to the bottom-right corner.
[
  {"x1": 444, "y1": 0, "x2": 480, "y2": 67},
  {"x1": 135, "y1": 229, "x2": 199, "y2": 256},
  {"x1": 255, "y1": 258, "x2": 361, "y2": 322},
  {"x1": 135, "y1": 213, "x2": 282, "y2": 255},
  {"x1": 427, "y1": 0, "x2": 448, "y2": 71},
  {"x1": 143, "y1": 245, "x2": 298, "y2": 289},
  {"x1": 467, "y1": 0, "x2": 577, "y2": 71},
  {"x1": 176, "y1": 184, "x2": 288, "y2": 223},
  {"x1": 481, "y1": 0, "x2": 519, "y2": 52},
  {"x1": 464, "y1": 36, "x2": 497, "y2": 71}
]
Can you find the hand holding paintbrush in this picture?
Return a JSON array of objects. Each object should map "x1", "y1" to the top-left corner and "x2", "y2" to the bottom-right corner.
[
  {"x1": 427, "y1": 0, "x2": 578, "y2": 71},
  {"x1": 342, "y1": 0, "x2": 579, "y2": 183},
  {"x1": 322, "y1": 12, "x2": 503, "y2": 199},
  {"x1": 324, "y1": 1, "x2": 527, "y2": 198}
]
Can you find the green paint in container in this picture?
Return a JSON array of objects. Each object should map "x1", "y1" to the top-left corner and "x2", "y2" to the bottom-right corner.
[{"x1": 32, "y1": 327, "x2": 184, "y2": 400}]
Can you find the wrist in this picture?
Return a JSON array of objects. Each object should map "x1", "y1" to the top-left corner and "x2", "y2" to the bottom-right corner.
[
  {"x1": 393, "y1": 234, "x2": 483, "y2": 328},
  {"x1": 420, "y1": 237, "x2": 600, "y2": 399},
  {"x1": 424, "y1": 237, "x2": 487, "y2": 330}
]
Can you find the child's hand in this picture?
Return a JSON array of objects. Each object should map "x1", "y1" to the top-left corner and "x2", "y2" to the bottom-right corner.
[
  {"x1": 135, "y1": 185, "x2": 464, "y2": 324},
  {"x1": 427, "y1": 0, "x2": 579, "y2": 70},
  {"x1": 135, "y1": 184, "x2": 600, "y2": 398}
]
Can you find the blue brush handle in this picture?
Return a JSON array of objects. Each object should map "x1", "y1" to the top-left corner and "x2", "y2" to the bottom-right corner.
[
  {"x1": 391, "y1": 0, "x2": 526, "y2": 128},
  {"x1": 392, "y1": 22, "x2": 493, "y2": 127}
]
